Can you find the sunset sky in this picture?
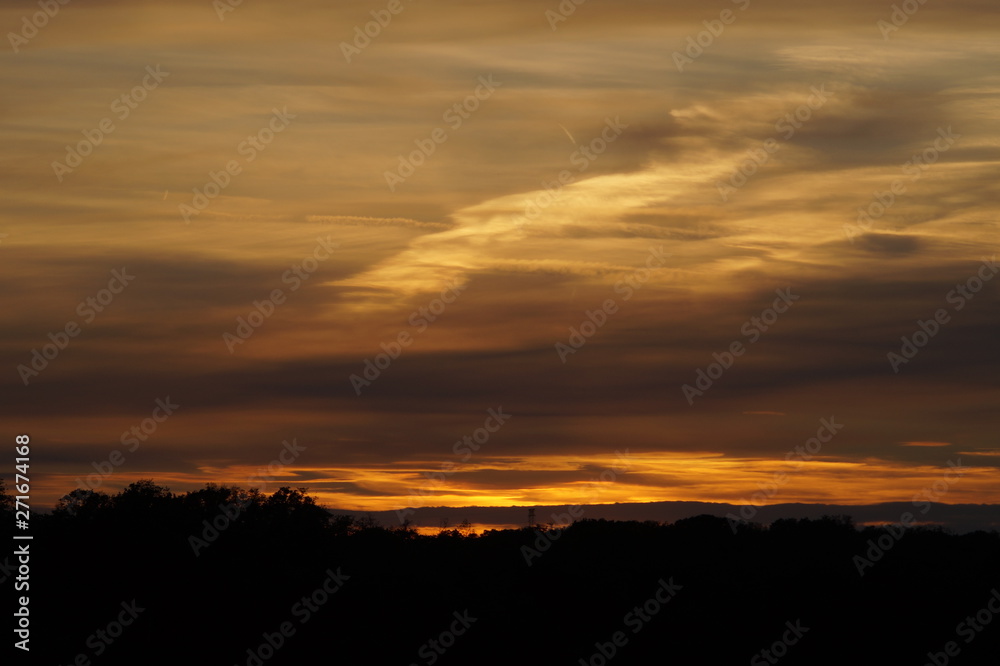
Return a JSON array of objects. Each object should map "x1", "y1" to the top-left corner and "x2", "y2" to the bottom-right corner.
[{"x1": 3, "y1": 0, "x2": 998, "y2": 516}]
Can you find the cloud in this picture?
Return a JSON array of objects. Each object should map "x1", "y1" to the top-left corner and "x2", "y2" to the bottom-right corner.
[
  {"x1": 3, "y1": 0, "x2": 999, "y2": 514},
  {"x1": 306, "y1": 215, "x2": 452, "y2": 231}
]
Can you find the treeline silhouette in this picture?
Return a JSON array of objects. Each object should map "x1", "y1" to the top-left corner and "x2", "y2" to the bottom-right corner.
[{"x1": 3, "y1": 479, "x2": 999, "y2": 665}]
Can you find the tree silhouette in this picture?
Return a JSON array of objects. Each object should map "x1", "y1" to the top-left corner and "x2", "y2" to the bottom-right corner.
[
  {"x1": 53, "y1": 488, "x2": 112, "y2": 519},
  {"x1": 0, "y1": 478, "x2": 13, "y2": 514},
  {"x1": 27, "y1": 479, "x2": 1000, "y2": 665},
  {"x1": 115, "y1": 479, "x2": 172, "y2": 507},
  {"x1": 182, "y1": 482, "x2": 253, "y2": 516}
]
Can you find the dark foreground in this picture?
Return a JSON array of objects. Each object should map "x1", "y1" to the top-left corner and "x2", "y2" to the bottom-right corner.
[{"x1": 5, "y1": 482, "x2": 1000, "y2": 665}]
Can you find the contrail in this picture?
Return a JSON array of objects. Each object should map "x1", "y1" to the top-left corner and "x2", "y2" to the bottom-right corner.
[{"x1": 557, "y1": 123, "x2": 576, "y2": 145}]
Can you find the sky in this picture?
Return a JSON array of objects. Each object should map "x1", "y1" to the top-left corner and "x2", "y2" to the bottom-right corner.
[{"x1": 2, "y1": 0, "x2": 999, "y2": 517}]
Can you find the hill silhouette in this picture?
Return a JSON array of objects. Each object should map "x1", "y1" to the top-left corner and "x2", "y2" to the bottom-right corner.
[{"x1": 335, "y1": 498, "x2": 1000, "y2": 535}]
